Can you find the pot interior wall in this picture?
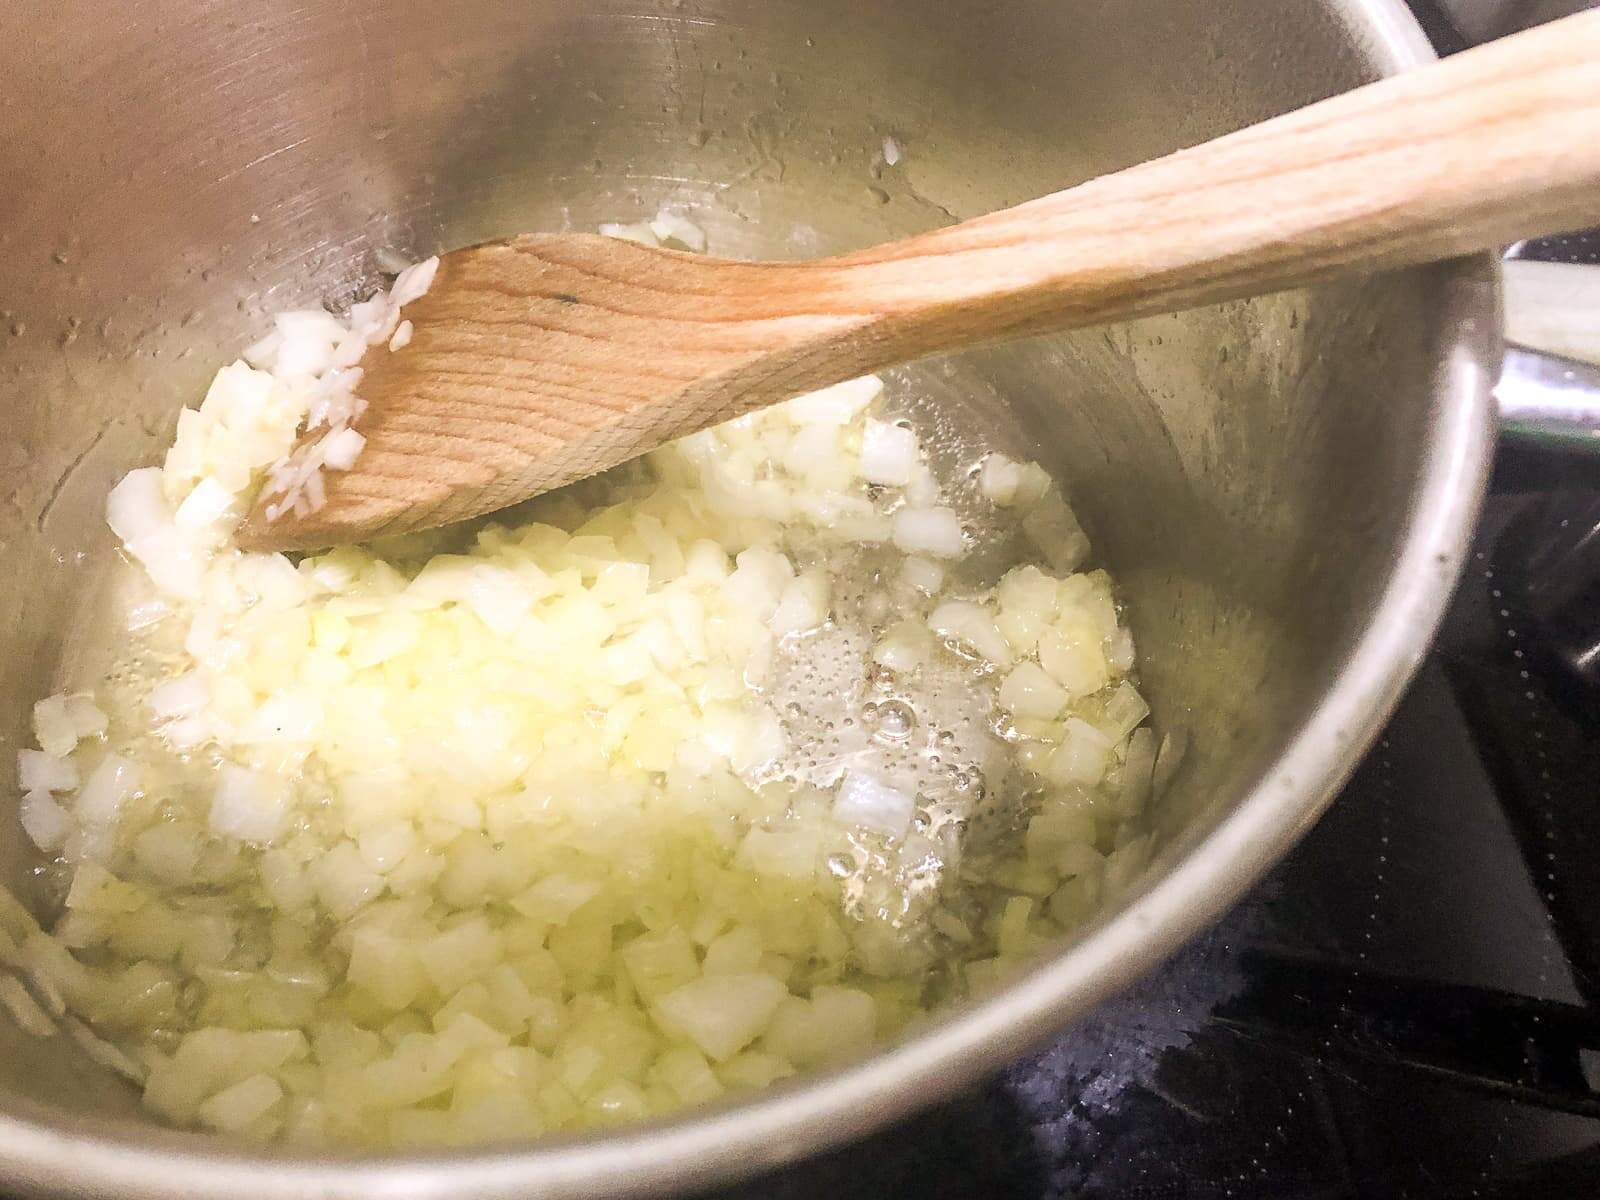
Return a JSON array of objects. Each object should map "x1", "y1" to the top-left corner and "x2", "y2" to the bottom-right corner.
[{"x1": 0, "y1": 0, "x2": 1469, "y2": 1137}]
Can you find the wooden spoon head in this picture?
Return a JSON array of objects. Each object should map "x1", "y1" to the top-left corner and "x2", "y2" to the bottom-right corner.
[{"x1": 236, "y1": 234, "x2": 855, "y2": 552}]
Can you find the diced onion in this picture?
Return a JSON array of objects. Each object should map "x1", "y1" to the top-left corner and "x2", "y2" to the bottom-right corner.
[
  {"x1": 0, "y1": 974, "x2": 57, "y2": 1037},
  {"x1": 209, "y1": 765, "x2": 290, "y2": 844},
  {"x1": 977, "y1": 453, "x2": 1024, "y2": 505},
  {"x1": 1038, "y1": 625, "x2": 1109, "y2": 697},
  {"x1": 7, "y1": 217, "x2": 1162, "y2": 1152},
  {"x1": 857, "y1": 420, "x2": 919, "y2": 487},
  {"x1": 769, "y1": 570, "x2": 831, "y2": 635},
  {"x1": 321, "y1": 428, "x2": 366, "y2": 471},
  {"x1": 598, "y1": 222, "x2": 661, "y2": 247},
  {"x1": 892, "y1": 507, "x2": 965, "y2": 559},
  {"x1": 32, "y1": 695, "x2": 80, "y2": 758},
  {"x1": 149, "y1": 672, "x2": 210, "y2": 719},
  {"x1": 1021, "y1": 488, "x2": 1090, "y2": 574},
  {"x1": 900, "y1": 557, "x2": 945, "y2": 595},
  {"x1": 648, "y1": 209, "x2": 709, "y2": 252},
  {"x1": 1047, "y1": 719, "x2": 1113, "y2": 785},
  {"x1": 1118, "y1": 727, "x2": 1157, "y2": 816},
  {"x1": 928, "y1": 600, "x2": 1012, "y2": 666},
  {"x1": 74, "y1": 756, "x2": 140, "y2": 826},
  {"x1": 651, "y1": 973, "x2": 788, "y2": 1062},
  {"x1": 19, "y1": 791, "x2": 72, "y2": 853},
  {"x1": 17, "y1": 750, "x2": 77, "y2": 794},
  {"x1": 196, "y1": 1073, "x2": 284, "y2": 1133},
  {"x1": 784, "y1": 376, "x2": 883, "y2": 426},
  {"x1": 832, "y1": 772, "x2": 915, "y2": 840},
  {"x1": 998, "y1": 662, "x2": 1069, "y2": 720}
]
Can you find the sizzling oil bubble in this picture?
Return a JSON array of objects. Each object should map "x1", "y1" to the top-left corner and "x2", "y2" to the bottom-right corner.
[{"x1": 874, "y1": 699, "x2": 915, "y2": 742}]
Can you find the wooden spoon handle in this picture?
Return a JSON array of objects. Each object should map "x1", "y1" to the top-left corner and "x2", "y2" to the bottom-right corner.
[
  {"x1": 241, "y1": 10, "x2": 1600, "y2": 552},
  {"x1": 795, "y1": 10, "x2": 1600, "y2": 357}
]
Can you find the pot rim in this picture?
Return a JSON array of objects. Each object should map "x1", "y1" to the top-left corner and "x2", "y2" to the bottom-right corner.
[{"x1": 0, "y1": 2, "x2": 1500, "y2": 1196}]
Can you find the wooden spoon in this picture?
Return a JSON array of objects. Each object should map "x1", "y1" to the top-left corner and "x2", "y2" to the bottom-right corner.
[{"x1": 241, "y1": 10, "x2": 1600, "y2": 552}]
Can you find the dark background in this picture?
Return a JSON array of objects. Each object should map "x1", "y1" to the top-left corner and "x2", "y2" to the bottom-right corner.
[{"x1": 718, "y1": 5, "x2": 1600, "y2": 1197}]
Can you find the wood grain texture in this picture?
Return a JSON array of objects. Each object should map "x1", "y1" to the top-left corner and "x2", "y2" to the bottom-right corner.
[{"x1": 241, "y1": 10, "x2": 1600, "y2": 551}]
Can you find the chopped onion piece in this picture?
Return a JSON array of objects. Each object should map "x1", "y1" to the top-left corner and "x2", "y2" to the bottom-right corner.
[
  {"x1": 32, "y1": 695, "x2": 79, "y2": 758},
  {"x1": 1047, "y1": 719, "x2": 1113, "y2": 785},
  {"x1": 900, "y1": 557, "x2": 945, "y2": 595},
  {"x1": 724, "y1": 548, "x2": 794, "y2": 622},
  {"x1": 320, "y1": 428, "x2": 366, "y2": 471},
  {"x1": 209, "y1": 765, "x2": 290, "y2": 844},
  {"x1": 997, "y1": 662, "x2": 1070, "y2": 720},
  {"x1": 1021, "y1": 488, "x2": 1090, "y2": 574},
  {"x1": 74, "y1": 756, "x2": 140, "y2": 826},
  {"x1": 106, "y1": 468, "x2": 171, "y2": 546},
  {"x1": 857, "y1": 420, "x2": 919, "y2": 487},
  {"x1": 1119, "y1": 727, "x2": 1157, "y2": 816},
  {"x1": 872, "y1": 619, "x2": 936, "y2": 673},
  {"x1": 0, "y1": 974, "x2": 56, "y2": 1037},
  {"x1": 173, "y1": 477, "x2": 235, "y2": 532},
  {"x1": 19, "y1": 791, "x2": 72, "y2": 853},
  {"x1": 149, "y1": 672, "x2": 210, "y2": 720},
  {"x1": 1107, "y1": 626, "x2": 1137, "y2": 675},
  {"x1": 64, "y1": 696, "x2": 108, "y2": 740},
  {"x1": 64, "y1": 1017, "x2": 147, "y2": 1083},
  {"x1": 832, "y1": 771, "x2": 915, "y2": 839},
  {"x1": 903, "y1": 465, "x2": 941, "y2": 508},
  {"x1": 784, "y1": 376, "x2": 883, "y2": 426},
  {"x1": 648, "y1": 209, "x2": 708, "y2": 252},
  {"x1": 197, "y1": 1073, "x2": 284, "y2": 1133},
  {"x1": 1153, "y1": 728, "x2": 1188, "y2": 794},
  {"x1": 928, "y1": 600, "x2": 1012, "y2": 665},
  {"x1": 652, "y1": 973, "x2": 788, "y2": 1062},
  {"x1": 735, "y1": 827, "x2": 821, "y2": 879},
  {"x1": 389, "y1": 256, "x2": 440, "y2": 307},
  {"x1": 976, "y1": 453, "x2": 1025, "y2": 505},
  {"x1": 1098, "y1": 680, "x2": 1150, "y2": 741},
  {"x1": 769, "y1": 570, "x2": 831, "y2": 635},
  {"x1": 1037, "y1": 626, "x2": 1109, "y2": 697},
  {"x1": 891, "y1": 507, "x2": 965, "y2": 559},
  {"x1": 597, "y1": 221, "x2": 661, "y2": 247},
  {"x1": 17, "y1": 750, "x2": 77, "y2": 794}
]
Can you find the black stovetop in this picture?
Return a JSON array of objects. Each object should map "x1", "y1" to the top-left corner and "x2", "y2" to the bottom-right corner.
[{"x1": 715, "y1": 19, "x2": 1600, "y2": 1196}]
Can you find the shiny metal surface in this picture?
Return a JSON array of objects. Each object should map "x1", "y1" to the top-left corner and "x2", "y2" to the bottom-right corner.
[
  {"x1": 1496, "y1": 348, "x2": 1600, "y2": 450},
  {"x1": 0, "y1": 0, "x2": 1496, "y2": 1196}
]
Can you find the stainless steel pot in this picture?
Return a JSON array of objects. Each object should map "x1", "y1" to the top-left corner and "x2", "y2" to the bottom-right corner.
[{"x1": 0, "y1": 0, "x2": 1585, "y2": 1195}]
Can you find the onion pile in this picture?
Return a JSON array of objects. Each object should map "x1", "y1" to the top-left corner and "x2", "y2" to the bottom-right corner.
[{"x1": 1, "y1": 225, "x2": 1165, "y2": 1148}]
